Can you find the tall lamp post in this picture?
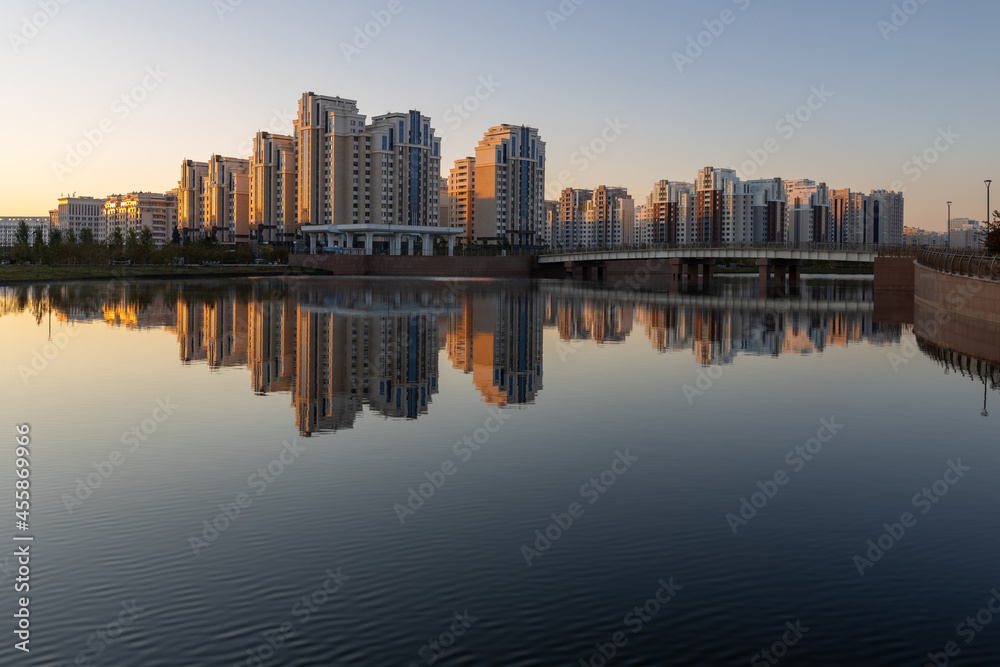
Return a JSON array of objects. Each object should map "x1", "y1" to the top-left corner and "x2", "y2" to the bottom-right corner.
[
  {"x1": 983, "y1": 376, "x2": 989, "y2": 418},
  {"x1": 987, "y1": 180, "x2": 993, "y2": 247},
  {"x1": 947, "y1": 201, "x2": 952, "y2": 248}
]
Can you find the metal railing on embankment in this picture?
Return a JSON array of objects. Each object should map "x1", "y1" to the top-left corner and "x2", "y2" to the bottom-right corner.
[{"x1": 917, "y1": 246, "x2": 1000, "y2": 281}]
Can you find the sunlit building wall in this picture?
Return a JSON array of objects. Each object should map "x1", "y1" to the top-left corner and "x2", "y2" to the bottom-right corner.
[
  {"x1": 556, "y1": 188, "x2": 593, "y2": 249},
  {"x1": 250, "y1": 132, "x2": 297, "y2": 245},
  {"x1": 204, "y1": 155, "x2": 251, "y2": 244},
  {"x1": 102, "y1": 192, "x2": 178, "y2": 246},
  {"x1": 472, "y1": 125, "x2": 546, "y2": 246},
  {"x1": 178, "y1": 160, "x2": 208, "y2": 241}
]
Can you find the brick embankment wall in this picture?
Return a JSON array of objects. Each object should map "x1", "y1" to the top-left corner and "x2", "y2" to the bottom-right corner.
[
  {"x1": 874, "y1": 257, "x2": 916, "y2": 291},
  {"x1": 289, "y1": 254, "x2": 537, "y2": 278}
]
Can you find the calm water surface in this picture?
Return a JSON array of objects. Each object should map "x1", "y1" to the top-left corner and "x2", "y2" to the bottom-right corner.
[{"x1": 1, "y1": 276, "x2": 998, "y2": 666}]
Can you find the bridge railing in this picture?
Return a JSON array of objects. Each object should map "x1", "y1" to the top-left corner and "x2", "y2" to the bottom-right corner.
[
  {"x1": 917, "y1": 246, "x2": 1000, "y2": 281},
  {"x1": 537, "y1": 242, "x2": 910, "y2": 257}
]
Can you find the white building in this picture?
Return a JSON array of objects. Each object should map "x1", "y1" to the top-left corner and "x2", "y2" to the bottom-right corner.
[
  {"x1": 0, "y1": 217, "x2": 50, "y2": 246},
  {"x1": 50, "y1": 196, "x2": 105, "y2": 242},
  {"x1": 948, "y1": 218, "x2": 982, "y2": 248}
]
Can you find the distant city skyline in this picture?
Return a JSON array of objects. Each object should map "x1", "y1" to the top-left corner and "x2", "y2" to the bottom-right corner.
[{"x1": 1, "y1": 0, "x2": 996, "y2": 231}]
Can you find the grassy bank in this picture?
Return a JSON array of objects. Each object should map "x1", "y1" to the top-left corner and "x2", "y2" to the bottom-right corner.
[{"x1": 0, "y1": 264, "x2": 326, "y2": 285}]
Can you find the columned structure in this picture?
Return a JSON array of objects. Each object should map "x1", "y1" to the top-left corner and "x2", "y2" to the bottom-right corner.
[{"x1": 301, "y1": 224, "x2": 464, "y2": 256}]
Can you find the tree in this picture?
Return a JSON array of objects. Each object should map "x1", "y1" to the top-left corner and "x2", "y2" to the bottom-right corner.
[
  {"x1": 983, "y1": 210, "x2": 1000, "y2": 255},
  {"x1": 79, "y1": 227, "x2": 96, "y2": 266},
  {"x1": 47, "y1": 228, "x2": 63, "y2": 265},
  {"x1": 171, "y1": 228, "x2": 181, "y2": 245},
  {"x1": 125, "y1": 228, "x2": 139, "y2": 261},
  {"x1": 14, "y1": 220, "x2": 29, "y2": 248},
  {"x1": 13, "y1": 221, "x2": 30, "y2": 263},
  {"x1": 138, "y1": 226, "x2": 154, "y2": 264},
  {"x1": 110, "y1": 228, "x2": 125, "y2": 253},
  {"x1": 66, "y1": 229, "x2": 77, "y2": 245}
]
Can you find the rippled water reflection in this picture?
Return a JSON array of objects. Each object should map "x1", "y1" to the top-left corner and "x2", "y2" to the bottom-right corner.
[{"x1": 1, "y1": 276, "x2": 997, "y2": 666}]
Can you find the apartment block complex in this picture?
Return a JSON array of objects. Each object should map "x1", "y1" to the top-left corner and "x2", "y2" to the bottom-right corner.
[
  {"x1": 555, "y1": 188, "x2": 593, "y2": 248},
  {"x1": 103, "y1": 191, "x2": 179, "y2": 246},
  {"x1": 0, "y1": 217, "x2": 50, "y2": 246},
  {"x1": 585, "y1": 186, "x2": 634, "y2": 246}
]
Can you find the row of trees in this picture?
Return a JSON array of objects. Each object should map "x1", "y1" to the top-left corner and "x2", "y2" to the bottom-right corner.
[{"x1": 2, "y1": 221, "x2": 289, "y2": 266}]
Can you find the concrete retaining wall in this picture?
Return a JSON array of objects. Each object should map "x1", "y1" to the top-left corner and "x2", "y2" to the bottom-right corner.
[{"x1": 914, "y1": 263, "x2": 1000, "y2": 325}]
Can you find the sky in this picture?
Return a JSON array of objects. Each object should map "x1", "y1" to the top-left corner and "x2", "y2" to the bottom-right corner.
[{"x1": 0, "y1": 0, "x2": 997, "y2": 231}]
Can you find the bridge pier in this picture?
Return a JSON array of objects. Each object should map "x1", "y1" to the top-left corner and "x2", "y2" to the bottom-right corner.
[{"x1": 758, "y1": 259, "x2": 802, "y2": 297}]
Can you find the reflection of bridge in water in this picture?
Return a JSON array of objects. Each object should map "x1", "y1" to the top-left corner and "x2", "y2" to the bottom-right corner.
[{"x1": 541, "y1": 282, "x2": 876, "y2": 315}]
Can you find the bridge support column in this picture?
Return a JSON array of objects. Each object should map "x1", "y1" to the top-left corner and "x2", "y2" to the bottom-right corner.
[
  {"x1": 702, "y1": 260, "x2": 715, "y2": 287},
  {"x1": 687, "y1": 263, "x2": 698, "y2": 285},
  {"x1": 596, "y1": 264, "x2": 606, "y2": 281},
  {"x1": 787, "y1": 261, "x2": 802, "y2": 294},
  {"x1": 758, "y1": 259, "x2": 772, "y2": 298}
]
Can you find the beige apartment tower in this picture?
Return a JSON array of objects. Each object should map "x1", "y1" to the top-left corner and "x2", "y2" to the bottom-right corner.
[
  {"x1": 472, "y1": 125, "x2": 546, "y2": 246},
  {"x1": 449, "y1": 157, "x2": 475, "y2": 239},
  {"x1": 250, "y1": 132, "x2": 297, "y2": 244}
]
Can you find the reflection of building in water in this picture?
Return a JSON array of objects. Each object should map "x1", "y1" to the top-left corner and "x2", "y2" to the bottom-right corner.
[
  {"x1": 202, "y1": 292, "x2": 249, "y2": 369},
  {"x1": 635, "y1": 304, "x2": 897, "y2": 365},
  {"x1": 248, "y1": 297, "x2": 296, "y2": 395},
  {"x1": 548, "y1": 298, "x2": 634, "y2": 345},
  {"x1": 102, "y1": 298, "x2": 176, "y2": 329},
  {"x1": 176, "y1": 298, "x2": 206, "y2": 363},
  {"x1": 447, "y1": 291, "x2": 543, "y2": 405},
  {"x1": 295, "y1": 309, "x2": 367, "y2": 435},
  {"x1": 367, "y1": 314, "x2": 439, "y2": 419},
  {"x1": 294, "y1": 295, "x2": 441, "y2": 435}
]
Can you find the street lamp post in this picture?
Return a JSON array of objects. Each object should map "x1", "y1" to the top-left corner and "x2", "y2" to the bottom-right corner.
[
  {"x1": 987, "y1": 180, "x2": 993, "y2": 247},
  {"x1": 947, "y1": 201, "x2": 952, "y2": 248}
]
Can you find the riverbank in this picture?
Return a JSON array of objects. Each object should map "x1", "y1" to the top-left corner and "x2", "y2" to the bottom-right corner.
[{"x1": 0, "y1": 264, "x2": 326, "y2": 285}]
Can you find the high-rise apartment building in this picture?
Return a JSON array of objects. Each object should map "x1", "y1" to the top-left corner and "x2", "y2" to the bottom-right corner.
[
  {"x1": 556, "y1": 188, "x2": 593, "y2": 248},
  {"x1": 103, "y1": 192, "x2": 178, "y2": 246},
  {"x1": 250, "y1": 132, "x2": 297, "y2": 244},
  {"x1": 732, "y1": 178, "x2": 785, "y2": 243},
  {"x1": 295, "y1": 93, "x2": 368, "y2": 228},
  {"x1": 695, "y1": 167, "x2": 737, "y2": 243},
  {"x1": 205, "y1": 155, "x2": 250, "y2": 243},
  {"x1": 645, "y1": 180, "x2": 694, "y2": 245},
  {"x1": 439, "y1": 177, "x2": 452, "y2": 229},
  {"x1": 367, "y1": 110, "x2": 441, "y2": 228},
  {"x1": 585, "y1": 186, "x2": 634, "y2": 246},
  {"x1": 472, "y1": 125, "x2": 546, "y2": 246},
  {"x1": 178, "y1": 160, "x2": 208, "y2": 241},
  {"x1": 863, "y1": 190, "x2": 904, "y2": 245},
  {"x1": 830, "y1": 189, "x2": 865, "y2": 244},
  {"x1": 785, "y1": 179, "x2": 831, "y2": 243},
  {"x1": 449, "y1": 157, "x2": 475, "y2": 240}
]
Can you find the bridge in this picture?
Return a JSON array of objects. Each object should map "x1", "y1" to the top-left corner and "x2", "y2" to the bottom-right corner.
[{"x1": 537, "y1": 243, "x2": 912, "y2": 290}]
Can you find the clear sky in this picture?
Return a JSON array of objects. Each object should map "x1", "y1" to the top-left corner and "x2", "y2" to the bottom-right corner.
[{"x1": 1, "y1": 0, "x2": 996, "y2": 231}]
